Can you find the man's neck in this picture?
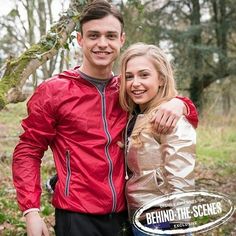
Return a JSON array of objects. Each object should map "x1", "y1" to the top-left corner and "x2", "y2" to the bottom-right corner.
[{"x1": 79, "y1": 64, "x2": 113, "y2": 80}]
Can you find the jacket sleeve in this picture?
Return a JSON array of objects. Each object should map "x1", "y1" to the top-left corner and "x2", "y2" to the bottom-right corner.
[
  {"x1": 12, "y1": 82, "x2": 57, "y2": 212},
  {"x1": 176, "y1": 96, "x2": 198, "y2": 128},
  {"x1": 161, "y1": 116, "x2": 196, "y2": 193}
]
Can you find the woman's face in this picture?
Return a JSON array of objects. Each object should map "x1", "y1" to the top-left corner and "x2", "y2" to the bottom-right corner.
[{"x1": 125, "y1": 55, "x2": 163, "y2": 111}]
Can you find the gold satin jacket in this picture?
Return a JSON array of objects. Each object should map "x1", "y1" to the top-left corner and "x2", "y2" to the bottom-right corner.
[{"x1": 125, "y1": 115, "x2": 196, "y2": 220}]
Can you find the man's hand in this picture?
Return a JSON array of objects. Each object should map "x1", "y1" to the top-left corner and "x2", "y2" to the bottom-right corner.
[
  {"x1": 25, "y1": 211, "x2": 49, "y2": 236},
  {"x1": 150, "y1": 98, "x2": 186, "y2": 134}
]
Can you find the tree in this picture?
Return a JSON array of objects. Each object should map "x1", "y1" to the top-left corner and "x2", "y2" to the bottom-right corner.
[
  {"x1": 0, "y1": 0, "x2": 71, "y2": 90},
  {"x1": 142, "y1": 0, "x2": 236, "y2": 112},
  {"x1": 0, "y1": 0, "x2": 91, "y2": 111}
]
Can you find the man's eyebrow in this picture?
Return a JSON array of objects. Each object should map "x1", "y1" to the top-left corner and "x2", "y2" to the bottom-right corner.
[
  {"x1": 106, "y1": 31, "x2": 119, "y2": 34},
  {"x1": 86, "y1": 30, "x2": 119, "y2": 34},
  {"x1": 86, "y1": 30, "x2": 100, "y2": 34}
]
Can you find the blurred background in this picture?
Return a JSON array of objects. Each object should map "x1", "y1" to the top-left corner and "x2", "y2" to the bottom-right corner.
[{"x1": 0, "y1": 0, "x2": 235, "y2": 235}]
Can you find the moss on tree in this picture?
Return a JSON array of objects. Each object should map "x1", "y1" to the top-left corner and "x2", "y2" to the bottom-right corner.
[{"x1": 0, "y1": 0, "x2": 89, "y2": 110}]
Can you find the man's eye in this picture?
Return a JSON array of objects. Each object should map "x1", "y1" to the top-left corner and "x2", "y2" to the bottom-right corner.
[
  {"x1": 88, "y1": 34, "x2": 98, "y2": 39},
  {"x1": 107, "y1": 34, "x2": 117, "y2": 40}
]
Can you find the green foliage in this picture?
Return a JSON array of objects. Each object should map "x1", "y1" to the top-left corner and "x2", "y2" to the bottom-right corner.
[
  {"x1": 0, "y1": 52, "x2": 35, "y2": 109},
  {"x1": 40, "y1": 33, "x2": 60, "y2": 51},
  {"x1": 7, "y1": 9, "x2": 19, "y2": 18},
  {"x1": 117, "y1": 0, "x2": 236, "y2": 112},
  {"x1": 78, "y1": 0, "x2": 87, "y2": 5},
  {"x1": 0, "y1": 0, "x2": 86, "y2": 111},
  {"x1": 0, "y1": 101, "x2": 236, "y2": 235},
  {"x1": 41, "y1": 205, "x2": 53, "y2": 216},
  {"x1": 0, "y1": 101, "x2": 56, "y2": 235},
  {"x1": 120, "y1": 0, "x2": 158, "y2": 49}
]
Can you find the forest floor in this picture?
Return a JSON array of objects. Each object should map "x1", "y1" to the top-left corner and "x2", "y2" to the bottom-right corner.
[{"x1": 0, "y1": 101, "x2": 235, "y2": 236}]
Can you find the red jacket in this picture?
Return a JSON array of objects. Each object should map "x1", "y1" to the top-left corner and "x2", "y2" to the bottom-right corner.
[{"x1": 12, "y1": 68, "x2": 198, "y2": 214}]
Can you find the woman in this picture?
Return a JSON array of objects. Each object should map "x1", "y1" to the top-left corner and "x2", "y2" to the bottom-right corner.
[{"x1": 119, "y1": 43, "x2": 196, "y2": 235}]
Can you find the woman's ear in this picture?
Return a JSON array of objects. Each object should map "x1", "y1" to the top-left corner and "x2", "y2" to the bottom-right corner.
[{"x1": 159, "y1": 76, "x2": 165, "y2": 87}]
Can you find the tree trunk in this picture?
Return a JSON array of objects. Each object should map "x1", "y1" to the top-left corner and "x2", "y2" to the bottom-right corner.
[
  {"x1": 222, "y1": 77, "x2": 231, "y2": 115},
  {"x1": 38, "y1": 0, "x2": 56, "y2": 81},
  {"x1": 211, "y1": 0, "x2": 228, "y2": 73},
  {"x1": 189, "y1": 0, "x2": 203, "y2": 111},
  {"x1": 26, "y1": 0, "x2": 36, "y2": 44},
  {"x1": 0, "y1": 0, "x2": 90, "y2": 111}
]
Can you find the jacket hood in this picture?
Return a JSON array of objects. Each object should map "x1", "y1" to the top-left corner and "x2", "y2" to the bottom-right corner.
[
  {"x1": 57, "y1": 66, "x2": 120, "y2": 88},
  {"x1": 58, "y1": 66, "x2": 81, "y2": 80}
]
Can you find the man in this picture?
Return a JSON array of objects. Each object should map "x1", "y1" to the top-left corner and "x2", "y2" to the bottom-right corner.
[{"x1": 12, "y1": 1, "x2": 198, "y2": 236}]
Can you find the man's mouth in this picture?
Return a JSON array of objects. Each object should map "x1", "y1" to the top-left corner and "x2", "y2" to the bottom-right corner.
[{"x1": 93, "y1": 51, "x2": 111, "y2": 55}]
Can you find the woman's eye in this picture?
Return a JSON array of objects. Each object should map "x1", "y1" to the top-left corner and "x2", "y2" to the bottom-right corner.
[
  {"x1": 140, "y1": 73, "x2": 149, "y2": 78},
  {"x1": 125, "y1": 74, "x2": 134, "y2": 81}
]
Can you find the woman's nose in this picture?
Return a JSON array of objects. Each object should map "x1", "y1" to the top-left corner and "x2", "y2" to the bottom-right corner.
[{"x1": 132, "y1": 77, "x2": 141, "y2": 86}]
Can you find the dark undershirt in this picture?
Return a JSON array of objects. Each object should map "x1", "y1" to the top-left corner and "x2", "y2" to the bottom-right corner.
[
  {"x1": 78, "y1": 69, "x2": 113, "y2": 92},
  {"x1": 127, "y1": 106, "x2": 142, "y2": 138}
]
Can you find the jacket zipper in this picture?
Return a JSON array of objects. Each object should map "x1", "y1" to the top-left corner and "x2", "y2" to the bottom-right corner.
[
  {"x1": 98, "y1": 86, "x2": 117, "y2": 212},
  {"x1": 124, "y1": 115, "x2": 133, "y2": 180},
  {"x1": 82, "y1": 78, "x2": 117, "y2": 212},
  {"x1": 65, "y1": 149, "x2": 71, "y2": 196}
]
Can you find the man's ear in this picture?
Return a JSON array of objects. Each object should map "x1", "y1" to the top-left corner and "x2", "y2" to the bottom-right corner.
[
  {"x1": 77, "y1": 32, "x2": 83, "y2": 47},
  {"x1": 120, "y1": 32, "x2": 126, "y2": 47}
]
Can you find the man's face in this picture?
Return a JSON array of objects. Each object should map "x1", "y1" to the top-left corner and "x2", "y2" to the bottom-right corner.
[{"x1": 77, "y1": 15, "x2": 125, "y2": 71}]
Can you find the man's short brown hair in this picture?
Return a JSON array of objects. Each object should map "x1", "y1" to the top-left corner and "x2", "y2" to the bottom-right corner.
[{"x1": 79, "y1": 0, "x2": 124, "y2": 34}]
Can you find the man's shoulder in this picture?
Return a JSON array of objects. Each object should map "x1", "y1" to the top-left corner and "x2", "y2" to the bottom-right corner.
[
  {"x1": 113, "y1": 75, "x2": 120, "y2": 82},
  {"x1": 108, "y1": 75, "x2": 120, "y2": 88},
  {"x1": 38, "y1": 68, "x2": 80, "y2": 88}
]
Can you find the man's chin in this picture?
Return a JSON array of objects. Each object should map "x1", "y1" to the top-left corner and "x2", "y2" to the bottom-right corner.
[{"x1": 92, "y1": 60, "x2": 114, "y2": 68}]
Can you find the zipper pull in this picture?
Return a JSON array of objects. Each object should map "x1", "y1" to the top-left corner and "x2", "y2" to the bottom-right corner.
[
  {"x1": 125, "y1": 173, "x2": 129, "y2": 180},
  {"x1": 66, "y1": 149, "x2": 70, "y2": 158}
]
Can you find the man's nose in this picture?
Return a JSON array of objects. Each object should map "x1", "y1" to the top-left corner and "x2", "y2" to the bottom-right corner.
[{"x1": 97, "y1": 36, "x2": 108, "y2": 47}]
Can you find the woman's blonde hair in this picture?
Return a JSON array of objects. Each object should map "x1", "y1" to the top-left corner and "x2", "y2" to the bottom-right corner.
[
  {"x1": 119, "y1": 43, "x2": 178, "y2": 147},
  {"x1": 119, "y1": 42, "x2": 178, "y2": 114}
]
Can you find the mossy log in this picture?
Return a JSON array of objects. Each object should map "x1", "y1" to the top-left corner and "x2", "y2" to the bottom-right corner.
[{"x1": 0, "y1": 0, "x2": 91, "y2": 111}]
